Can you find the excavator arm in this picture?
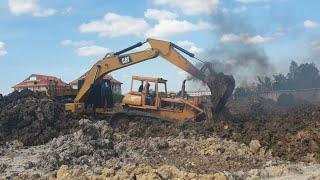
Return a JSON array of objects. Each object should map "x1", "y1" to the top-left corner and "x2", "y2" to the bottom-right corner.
[
  {"x1": 74, "y1": 48, "x2": 158, "y2": 103},
  {"x1": 74, "y1": 38, "x2": 205, "y2": 104}
]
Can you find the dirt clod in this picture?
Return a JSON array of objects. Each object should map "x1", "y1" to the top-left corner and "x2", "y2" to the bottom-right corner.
[{"x1": 249, "y1": 140, "x2": 261, "y2": 154}]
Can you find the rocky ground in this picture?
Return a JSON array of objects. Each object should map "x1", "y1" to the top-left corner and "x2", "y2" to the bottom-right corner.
[{"x1": 0, "y1": 90, "x2": 319, "y2": 179}]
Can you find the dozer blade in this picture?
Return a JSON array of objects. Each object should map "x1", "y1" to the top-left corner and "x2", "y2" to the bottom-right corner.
[{"x1": 200, "y1": 62, "x2": 235, "y2": 119}]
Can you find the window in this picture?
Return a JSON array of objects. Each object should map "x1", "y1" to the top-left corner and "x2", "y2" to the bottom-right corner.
[
  {"x1": 131, "y1": 80, "x2": 143, "y2": 92},
  {"x1": 158, "y1": 83, "x2": 167, "y2": 97},
  {"x1": 147, "y1": 82, "x2": 156, "y2": 95}
]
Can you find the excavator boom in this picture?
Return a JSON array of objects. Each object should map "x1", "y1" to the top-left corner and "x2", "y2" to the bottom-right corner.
[
  {"x1": 74, "y1": 38, "x2": 205, "y2": 103},
  {"x1": 74, "y1": 48, "x2": 159, "y2": 103}
]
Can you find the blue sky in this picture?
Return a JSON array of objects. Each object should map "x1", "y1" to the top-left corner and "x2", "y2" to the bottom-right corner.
[{"x1": 0, "y1": 0, "x2": 319, "y2": 94}]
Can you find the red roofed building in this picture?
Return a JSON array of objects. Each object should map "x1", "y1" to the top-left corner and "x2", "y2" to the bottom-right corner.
[
  {"x1": 70, "y1": 73, "x2": 122, "y2": 94},
  {"x1": 12, "y1": 74, "x2": 68, "y2": 92}
]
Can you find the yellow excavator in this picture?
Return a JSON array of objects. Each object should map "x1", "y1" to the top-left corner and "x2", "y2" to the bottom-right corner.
[{"x1": 65, "y1": 38, "x2": 235, "y2": 121}]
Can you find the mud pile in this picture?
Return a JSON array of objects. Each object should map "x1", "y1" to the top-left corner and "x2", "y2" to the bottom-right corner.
[
  {"x1": 277, "y1": 93, "x2": 311, "y2": 107},
  {"x1": 114, "y1": 98, "x2": 319, "y2": 164},
  {"x1": 227, "y1": 96, "x2": 282, "y2": 116},
  {"x1": 210, "y1": 101, "x2": 320, "y2": 163},
  {"x1": 0, "y1": 90, "x2": 78, "y2": 146}
]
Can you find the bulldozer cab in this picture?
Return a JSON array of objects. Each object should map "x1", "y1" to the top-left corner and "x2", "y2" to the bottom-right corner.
[{"x1": 126, "y1": 76, "x2": 168, "y2": 107}]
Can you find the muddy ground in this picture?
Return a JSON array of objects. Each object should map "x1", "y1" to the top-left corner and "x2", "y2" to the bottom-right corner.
[{"x1": 0, "y1": 90, "x2": 319, "y2": 179}]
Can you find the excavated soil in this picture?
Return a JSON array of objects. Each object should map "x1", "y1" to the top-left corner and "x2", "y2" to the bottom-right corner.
[
  {"x1": 0, "y1": 90, "x2": 319, "y2": 179},
  {"x1": 0, "y1": 90, "x2": 79, "y2": 146},
  {"x1": 222, "y1": 98, "x2": 320, "y2": 163}
]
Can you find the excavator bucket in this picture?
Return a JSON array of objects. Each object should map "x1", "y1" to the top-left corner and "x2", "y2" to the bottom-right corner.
[{"x1": 199, "y1": 62, "x2": 235, "y2": 120}]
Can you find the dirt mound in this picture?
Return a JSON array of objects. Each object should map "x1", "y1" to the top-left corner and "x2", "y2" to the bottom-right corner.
[
  {"x1": 0, "y1": 90, "x2": 78, "y2": 146},
  {"x1": 0, "y1": 89, "x2": 319, "y2": 178},
  {"x1": 84, "y1": 104, "x2": 320, "y2": 165},
  {"x1": 207, "y1": 104, "x2": 320, "y2": 163},
  {"x1": 0, "y1": 118, "x2": 270, "y2": 179},
  {"x1": 277, "y1": 93, "x2": 311, "y2": 108},
  {"x1": 227, "y1": 96, "x2": 282, "y2": 116}
]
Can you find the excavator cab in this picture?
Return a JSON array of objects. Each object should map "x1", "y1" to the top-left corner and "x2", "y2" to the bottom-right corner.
[
  {"x1": 65, "y1": 79, "x2": 113, "y2": 113},
  {"x1": 85, "y1": 78, "x2": 114, "y2": 112}
]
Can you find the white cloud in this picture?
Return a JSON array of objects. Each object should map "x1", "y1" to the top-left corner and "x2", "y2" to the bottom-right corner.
[
  {"x1": 0, "y1": 42, "x2": 8, "y2": 56},
  {"x1": 61, "y1": 40, "x2": 94, "y2": 47},
  {"x1": 146, "y1": 19, "x2": 215, "y2": 38},
  {"x1": 304, "y1": 20, "x2": 319, "y2": 29},
  {"x1": 177, "y1": 40, "x2": 204, "y2": 54},
  {"x1": 311, "y1": 41, "x2": 320, "y2": 53},
  {"x1": 220, "y1": 33, "x2": 272, "y2": 44},
  {"x1": 222, "y1": 6, "x2": 247, "y2": 13},
  {"x1": 8, "y1": 0, "x2": 56, "y2": 17},
  {"x1": 79, "y1": 13, "x2": 149, "y2": 37},
  {"x1": 145, "y1": 9, "x2": 177, "y2": 20},
  {"x1": 76, "y1": 46, "x2": 111, "y2": 57},
  {"x1": 153, "y1": 0, "x2": 219, "y2": 15}
]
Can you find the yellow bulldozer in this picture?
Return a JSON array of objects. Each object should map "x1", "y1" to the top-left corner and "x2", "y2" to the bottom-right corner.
[
  {"x1": 121, "y1": 75, "x2": 204, "y2": 121},
  {"x1": 65, "y1": 38, "x2": 235, "y2": 121}
]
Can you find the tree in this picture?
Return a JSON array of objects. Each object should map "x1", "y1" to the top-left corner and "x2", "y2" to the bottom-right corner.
[
  {"x1": 287, "y1": 61, "x2": 298, "y2": 80},
  {"x1": 257, "y1": 76, "x2": 272, "y2": 92},
  {"x1": 235, "y1": 60, "x2": 320, "y2": 96},
  {"x1": 273, "y1": 74, "x2": 287, "y2": 90},
  {"x1": 293, "y1": 62, "x2": 320, "y2": 89}
]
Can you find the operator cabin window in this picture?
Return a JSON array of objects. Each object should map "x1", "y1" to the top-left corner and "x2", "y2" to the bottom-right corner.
[
  {"x1": 147, "y1": 82, "x2": 156, "y2": 95},
  {"x1": 131, "y1": 79, "x2": 143, "y2": 92},
  {"x1": 158, "y1": 83, "x2": 167, "y2": 97}
]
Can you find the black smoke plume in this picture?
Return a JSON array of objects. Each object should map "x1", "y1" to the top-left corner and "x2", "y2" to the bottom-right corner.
[{"x1": 202, "y1": 11, "x2": 275, "y2": 86}]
